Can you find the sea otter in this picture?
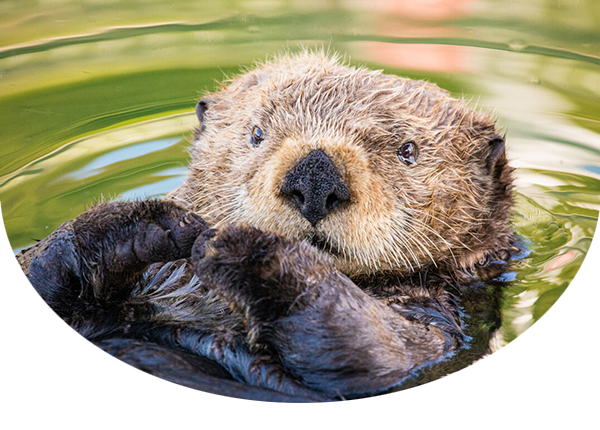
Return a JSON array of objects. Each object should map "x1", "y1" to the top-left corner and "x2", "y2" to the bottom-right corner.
[{"x1": 17, "y1": 52, "x2": 517, "y2": 402}]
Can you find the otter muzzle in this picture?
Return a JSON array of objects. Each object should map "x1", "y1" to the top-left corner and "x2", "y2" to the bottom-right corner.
[{"x1": 280, "y1": 149, "x2": 350, "y2": 226}]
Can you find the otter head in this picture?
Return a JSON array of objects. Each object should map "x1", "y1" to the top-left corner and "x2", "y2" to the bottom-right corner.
[{"x1": 176, "y1": 52, "x2": 513, "y2": 277}]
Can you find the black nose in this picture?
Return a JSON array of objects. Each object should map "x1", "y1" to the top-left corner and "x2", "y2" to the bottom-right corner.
[{"x1": 281, "y1": 150, "x2": 350, "y2": 226}]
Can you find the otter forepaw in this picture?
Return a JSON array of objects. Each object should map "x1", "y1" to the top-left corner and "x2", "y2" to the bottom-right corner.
[
  {"x1": 106, "y1": 211, "x2": 205, "y2": 274},
  {"x1": 71, "y1": 200, "x2": 209, "y2": 276},
  {"x1": 190, "y1": 225, "x2": 326, "y2": 341},
  {"x1": 149, "y1": 208, "x2": 208, "y2": 261}
]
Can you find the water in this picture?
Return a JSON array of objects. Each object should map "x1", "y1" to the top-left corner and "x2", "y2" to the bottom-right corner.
[{"x1": 0, "y1": 0, "x2": 598, "y2": 364}]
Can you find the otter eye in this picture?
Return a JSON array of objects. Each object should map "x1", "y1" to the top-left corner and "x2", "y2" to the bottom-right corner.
[
  {"x1": 398, "y1": 141, "x2": 418, "y2": 165},
  {"x1": 251, "y1": 126, "x2": 264, "y2": 147}
]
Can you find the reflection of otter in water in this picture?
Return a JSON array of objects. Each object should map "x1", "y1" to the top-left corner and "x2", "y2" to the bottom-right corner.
[{"x1": 17, "y1": 52, "x2": 518, "y2": 401}]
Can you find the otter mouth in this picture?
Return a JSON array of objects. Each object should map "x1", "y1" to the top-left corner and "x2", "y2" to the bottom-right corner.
[{"x1": 307, "y1": 232, "x2": 341, "y2": 256}]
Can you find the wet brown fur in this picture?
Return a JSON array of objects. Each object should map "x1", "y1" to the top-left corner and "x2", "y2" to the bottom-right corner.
[{"x1": 18, "y1": 50, "x2": 516, "y2": 401}]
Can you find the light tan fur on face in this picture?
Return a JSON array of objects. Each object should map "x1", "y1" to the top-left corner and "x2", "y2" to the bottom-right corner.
[
  {"x1": 170, "y1": 50, "x2": 513, "y2": 277},
  {"x1": 246, "y1": 132, "x2": 400, "y2": 275}
]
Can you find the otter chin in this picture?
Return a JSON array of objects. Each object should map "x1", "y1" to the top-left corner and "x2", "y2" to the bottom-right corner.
[{"x1": 173, "y1": 51, "x2": 513, "y2": 278}]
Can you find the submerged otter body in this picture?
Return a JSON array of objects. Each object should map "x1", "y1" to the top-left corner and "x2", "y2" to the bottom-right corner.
[{"x1": 18, "y1": 52, "x2": 517, "y2": 401}]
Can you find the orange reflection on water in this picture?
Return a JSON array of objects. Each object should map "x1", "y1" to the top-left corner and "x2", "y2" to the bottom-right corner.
[
  {"x1": 546, "y1": 249, "x2": 578, "y2": 272},
  {"x1": 358, "y1": 42, "x2": 472, "y2": 73},
  {"x1": 352, "y1": 0, "x2": 474, "y2": 73},
  {"x1": 349, "y1": 0, "x2": 474, "y2": 20}
]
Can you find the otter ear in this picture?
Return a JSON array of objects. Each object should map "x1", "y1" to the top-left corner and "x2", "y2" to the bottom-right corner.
[
  {"x1": 486, "y1": 135, "x2": 506, "y2": 174},
  {"x1": 195, "y1": 99, "x2": 209, "y2": 124}
]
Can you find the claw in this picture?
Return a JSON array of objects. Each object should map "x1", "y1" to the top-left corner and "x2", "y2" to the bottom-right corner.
[
  {"x1": 184, "y1": 216, "x2": 192, "y2": 224},
  {"x1": 179, "y1": 221, "x2": 186, "y2": 228}
]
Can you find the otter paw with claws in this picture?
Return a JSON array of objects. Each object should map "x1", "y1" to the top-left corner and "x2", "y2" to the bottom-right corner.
[
  {"x1": 191, "y1": 225, "x2": 328, "y2": 336},
  {"x1": 141, "y1": 208, "x2": 208, "y2": 263},
  {"x1": 72, "y1": 200, "x2": 209, "y2": 273}
]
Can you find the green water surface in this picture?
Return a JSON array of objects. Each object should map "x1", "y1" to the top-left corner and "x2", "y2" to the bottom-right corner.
[{"x1": 1, "y1": 0, "x2": 599, "y2": 355}]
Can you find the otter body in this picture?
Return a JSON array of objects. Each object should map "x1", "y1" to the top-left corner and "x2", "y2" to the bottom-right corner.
[{"x1": 18, "y1": 52, "x2": 516, "y2": 401}]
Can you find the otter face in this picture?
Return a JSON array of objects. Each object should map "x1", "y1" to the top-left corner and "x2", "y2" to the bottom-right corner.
[{"x1": 180, "y1": 52, "x2": 513, "y2": 276}]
